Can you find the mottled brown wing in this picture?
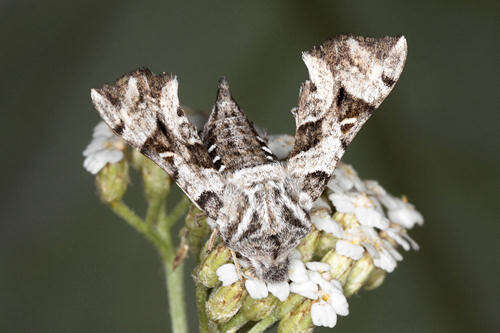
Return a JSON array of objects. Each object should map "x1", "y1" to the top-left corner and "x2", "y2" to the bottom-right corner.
[
  {"x1": 286, "y1": 35, "x2": 407, "y2": 205},
  {"x1": 91, "y1": 68, "x2": 224, "y2": 218},
  {"x1": 202, "y1": 78, "x2": 276, "y2": 173}
]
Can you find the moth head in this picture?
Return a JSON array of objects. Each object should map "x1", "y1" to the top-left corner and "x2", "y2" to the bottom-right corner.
[{"x1": 218, "y1": 176, "x2": 311, "y2": 282}]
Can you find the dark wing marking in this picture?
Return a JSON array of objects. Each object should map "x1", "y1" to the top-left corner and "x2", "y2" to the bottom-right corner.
[
  {"x1": 286, "y1": 35, "x2": 407, "y2": 204},
  {"x1": 202, "y1": 78, "x2": 276, "y2": 172},
  {"x1": 91, "y1": 68, "x2": 224, "y2": 218}
]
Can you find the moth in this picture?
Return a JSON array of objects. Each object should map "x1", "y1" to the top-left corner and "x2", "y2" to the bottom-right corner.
[{"x1": 91, "y1": 35, "x2": 407, "y2": 283}]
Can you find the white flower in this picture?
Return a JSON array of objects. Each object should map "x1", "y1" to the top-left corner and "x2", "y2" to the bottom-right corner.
[
  {"x1": 216, "y1": 263, "x2": 239, "y2": 286},
  {"x1": 328, "y1": 192, "x2": 389, "y2": 229},
  {"x1": 365, "y1": 180, "x2": 424, "y2": 229},
  {"x1": 245, "y1": 279, "x2": 268, "y2": 299},
  {"x1": 311, "y1": 207, "x2": 344, "y2": 237},
  {"x1": 327, "y1": 163, "x2": 366, "y2": 193},
  {"x1": 311, "y1": 301, "x2": 337, "y2": 328},
  {"x1": 288, "y1": 259, "x2": 309, "y2": 283},
  {"x1": 266, "y1": 281, "x2": 290, "y2": 302},
  {"x1": 305, "y1": 262, "x2": 331, "y2": 272},
  {"x1": 215, "y1": 256, "x2": 350, "y2": 328},
  {"x1": 372, "y1": 246, "x2": 397, "y2": 273},
  {"x1": 83, "y1": 121, "x2": 125, "y2": 174},
  {"x1": 308, "y1": 268, "x2": 349, "y2": 327},
  {"x1": 336, "y1": 240, "x2": 364, "y2": 260},
  {"x1": 216, "y1": 263, "x2": 291, "y2": 301}
]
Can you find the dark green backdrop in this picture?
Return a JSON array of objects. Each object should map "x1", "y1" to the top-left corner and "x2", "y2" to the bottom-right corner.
[{"x1": 1, "y1": 1, "x2": 498, "y2": 332}]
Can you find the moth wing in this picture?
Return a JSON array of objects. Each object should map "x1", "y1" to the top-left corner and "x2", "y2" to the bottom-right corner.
[
  {"x1": 286, "y1": 35, "x2": 407, "y2": 205},
  {"x1": 91, "y1": 68, "x2": 224, "y2": 218}
]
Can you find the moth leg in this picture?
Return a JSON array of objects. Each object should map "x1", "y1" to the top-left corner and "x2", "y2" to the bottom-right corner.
[
  {"x1": 231, "y1": 249, "x2": 244, "y2": 280},
  {"x1": 206, "y1": 228, "x2": 219, "y2": 252}
]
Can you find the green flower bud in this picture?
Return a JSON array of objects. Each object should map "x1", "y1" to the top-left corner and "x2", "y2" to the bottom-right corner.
[
  {"x1": 185, "y1": 205, "x2": 210, "y2": 259},
  {"x1": 130, "y1": 148, "x2": 147, "y2": 170},
  {"x1": 363, "y1": 268, "x2": 386, "y2": 291},
  {"x1": 296, "y1": 226, "x2": 320, "y2": 261},
  {"x1": 141, "y1": 159, "x2": 170, "y2": 200},
  {"x1": 277, "y1": 294, "x2": 304, "y2": 318},
  {"x1": 315, "y1": 232, "x2": 338, "y2": 259},
  {"x1": 278, "y1": 299, "x2": 313, "y2": 333},
  {"x1": 206, "y1": 281, "x2": 246, "y2": 324},
  {"x1": 96, "y1": 160, "x2": 129, "y2": 203},
  {"x1": 241, "y1": 295, "x2": 279, "y2": 321},
  {"x1": 343, "y1": 252, "x2": 374, "y2": 297},
  {"x1": 321, "y1": 249, "x2": 353, "y2": 283},
  {"x1": 196, "y1": 243, "x2": 232, "y2": 287}
]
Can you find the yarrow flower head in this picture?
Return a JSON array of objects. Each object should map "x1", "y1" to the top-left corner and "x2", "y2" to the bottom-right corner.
[
  {"x1": 196, "y1": 135, "x2": 423, "y2": 331},
  {"x1": 83, "y1": 121, "x2": 126, "y2": 174},
  {"x1": 215, "y1": 250, "x2": 349, "y2": 328}
]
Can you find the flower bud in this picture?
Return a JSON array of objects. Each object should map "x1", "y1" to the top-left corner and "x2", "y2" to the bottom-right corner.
[
  {"x1": 241, "y1": 295, "x2": 279, "y2": 321},
  {"x1": 96, "y1": 160, "x2": 129, "y2": 203},
  {"x1": 363, "y1": 268, "x2": 386, "y2": 291},
  {"x1": 141, "y1": 159, "x2": 170, "y2": 200},
  {"x1": 321, "y1": 249, "x2": 353, "y2": 284},
  {"x1": 196, "y1": 243, "x2": 232, "y2": 287},
  {"x1": 184, "y1": 205, "x2": 210, "y2": 259},
  {"x1": 296, "y1": 226, "x2": 320, "y2": 261},
  {"x1": 130, "y1": 148, "x2": 147, "y2": 170},
  {"x1": 278, "y1": 299, "x2": 313, "y2": 333},
  {"x1": 206, "y1": 281, "x2": 246, "y2": 323},
  {"x1": 343, "y1": 252, "x2": 374, "y2": 296},
  {"x1": 315, "y1": 232, "x2": 338, "y2": 259}
]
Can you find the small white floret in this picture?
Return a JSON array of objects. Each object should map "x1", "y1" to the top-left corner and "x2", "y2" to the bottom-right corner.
[
  {"x1": 311, "y1": 301, "x2": 337, "y2": 328},
  {"x1": 216, "y1": 263, "x2": 239, "y2": 286},
  {"x1": 267, "y1": 281, "x2": 290, "y2": 302},
  {"x1": 306, "y1": 262, "x2": 331, "y2": 272},
  {"x1": 83, "y1": 121, "x2": 125, "y2": 174},
  {"x1": 336, "y1": 240, "x2": 364, "y2": 260},
  {"x1": 288, "y1": 259, "x2": 309, "y2": 283},
  {"x1": 290, "y1": 280, "x2": 319, "y2": 300},
  {"x1": 245, "y1": 279, "x2": 268, "y2": 299}
]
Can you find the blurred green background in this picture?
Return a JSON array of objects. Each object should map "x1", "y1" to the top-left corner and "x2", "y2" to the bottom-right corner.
[{"x1": 1, "y1": 0, "x2": 498, "y2": 332}]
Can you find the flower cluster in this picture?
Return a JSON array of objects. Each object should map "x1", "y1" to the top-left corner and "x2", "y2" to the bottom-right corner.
[
  {"x1": 316, "y1": 163, "x2": 422, "y2": 273},
  {"x1": 196, "y1": 149, "x2": 422, "y2": 331},
  {"x1": 83, "y1": 121, "x2": 126, "y2": 174}
]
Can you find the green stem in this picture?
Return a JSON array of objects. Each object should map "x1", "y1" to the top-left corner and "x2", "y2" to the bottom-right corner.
[
  {"x1": 247, "y1": 314, "x2": 278, "y2": 333},
  {"x1": 145, "y1": 193, "x2": 165, "y2": 227},
  {"x1": 158, "y1": 198, "x2": 188, "y2": 333},
  {"x1": 196, "y1": 283, "x2": 209, "y2": 333},
  {"x1": 247, "y1": 294, "x2": 304, "y2": 333},
  {"x1": 109, "y1": 201, "x2": 166, "y2": 253},
  {"x1": 163, "y1": 196, "x2": 191, "y2": 228},
  {"x1": 165, "y1": 261, "x2": 188, "y2": 333},
  {"x1": 219, "y1": 311, "x2": 249, "y2": 332},
  {"x1": 110, "y1": 197, "x2": 189, "y2": 333}
]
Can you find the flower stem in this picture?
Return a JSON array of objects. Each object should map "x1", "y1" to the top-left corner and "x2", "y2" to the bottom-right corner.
[
  {"x1": 109, "y1": 196, "x2": 189, "y2": 333},
  {"x1": 196, "y1": 283, "x2": 209, "y2": 333},
  {"x1": 165, "y1": 261, "x2": 188, "y2": 333},
  {"x1": 162, "y1": 196, "x2": 191, "y2": 228},
  {"x1": 109, "y1": 201, "x2": 166, "y2": 253},
  {"x1": 145, "y1": 193, "x2": 165, "y2": 227},
  {"x1": 158, "y1": 199, "x2": 188, "y2": 333},
  {"x1": 247, "y1": 294, "x2": 304, "y2": 333},
  {"x1": 247, "y1": 314, "x2": 278, "y2": 333},
  {"x1": 219, "y1": 311, "x2": 249, "y2": 332}
]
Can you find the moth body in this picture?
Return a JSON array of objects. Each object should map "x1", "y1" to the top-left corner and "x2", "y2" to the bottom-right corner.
[{"x1": 217, "y1": 163, "x2": 310, "y2": 282}]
